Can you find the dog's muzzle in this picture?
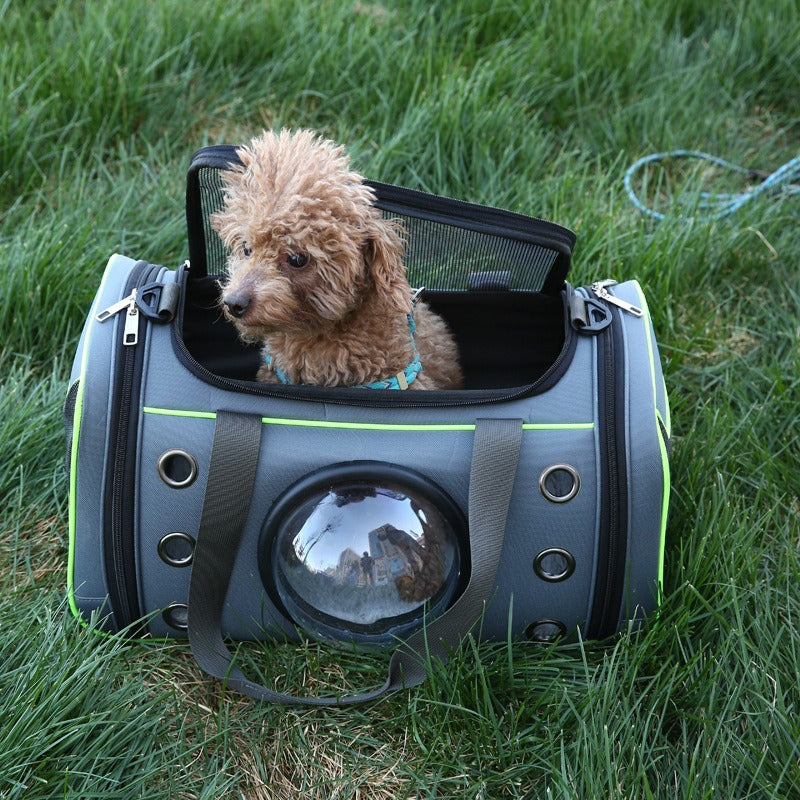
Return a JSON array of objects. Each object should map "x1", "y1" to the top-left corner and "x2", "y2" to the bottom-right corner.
[{"x1": 222, "y1": 290, "x2": 251, "y2": 319}]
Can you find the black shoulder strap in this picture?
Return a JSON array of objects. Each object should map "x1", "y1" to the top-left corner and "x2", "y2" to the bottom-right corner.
[{"x1": 187, "y1": 411, "x2": 522, "y2": 705}]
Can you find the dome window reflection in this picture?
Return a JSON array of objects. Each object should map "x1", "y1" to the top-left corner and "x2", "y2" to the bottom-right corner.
[{"x1": 260, "y1": 463, "x2": 467, "y2": 646}]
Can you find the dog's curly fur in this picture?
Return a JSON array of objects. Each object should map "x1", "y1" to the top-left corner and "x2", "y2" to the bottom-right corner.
[{"x1": 211, "y1": 129, "x2": 463, "y2": 389}]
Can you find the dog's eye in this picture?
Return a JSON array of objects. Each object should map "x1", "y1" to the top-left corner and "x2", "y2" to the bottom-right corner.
[
  {"x1": 287, "y1": 253, "x2": 309, "y2": 269},
  {"x1": 242, "y1": 242, "x2": 252, "y2": 257}
]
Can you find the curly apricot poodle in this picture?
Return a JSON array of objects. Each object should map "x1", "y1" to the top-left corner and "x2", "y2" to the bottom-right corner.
[{"x1": 211, "y1": 129, "x2": 462, "y2": 389}]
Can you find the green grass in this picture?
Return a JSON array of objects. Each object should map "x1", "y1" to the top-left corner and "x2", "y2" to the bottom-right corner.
[{"x1": 2, "y1": 0, "x2": 799, "y2": 797}]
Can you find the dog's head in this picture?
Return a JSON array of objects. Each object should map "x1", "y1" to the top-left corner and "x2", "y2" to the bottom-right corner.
[{"x1": 210, "y1": 129, "x2": 412, "y2": 342}]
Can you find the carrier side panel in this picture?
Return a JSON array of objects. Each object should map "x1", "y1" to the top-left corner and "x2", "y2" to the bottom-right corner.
[
  {"x1": 69, "y1": 254, "x2": 142, "y2": 627},
  {"x1": 136, "y1": 409, "x2": 603, "y2": 642},
  {"x1": 611, "y1": 280, "x2": 668, "y2": 626}
]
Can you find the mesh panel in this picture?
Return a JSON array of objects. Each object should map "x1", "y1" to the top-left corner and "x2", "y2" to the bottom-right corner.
[
  {"x1": 197, "y1": 166, "x2": 229, "y2": 278},
  {"x1": 395, "y1": 214, "x2": 558, "y2": 291},
  {"x1": 188, "y1": 152, "x2": 572, "y2": 292}
]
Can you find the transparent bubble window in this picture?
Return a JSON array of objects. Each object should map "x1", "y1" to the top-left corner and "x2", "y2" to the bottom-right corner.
[{"x1": 259, "y1": 463, "x2": 467, "y2": 646}]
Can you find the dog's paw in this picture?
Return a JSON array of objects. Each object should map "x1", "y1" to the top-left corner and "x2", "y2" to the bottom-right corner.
[{"x1": 256, "y1": 362, "x2": 284, "y2": 384}]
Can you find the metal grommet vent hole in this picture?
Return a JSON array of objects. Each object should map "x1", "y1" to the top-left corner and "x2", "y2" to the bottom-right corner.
[
  {"x1": 157, "y1": 532, "x2": 195, "y2": 567},
  {"x1": 533, "y1": 548, "x2": 575, "y2": 582},
  {"x1": 162, "y1": 603, "x2": 189, "y2": 631},
  {"x1": 539, "y1": 464, "x2": 580, "y2": 503},
  {"x1": 157, "y1": 450, "x2": 197, "y2": 488},
  {"x1": 526, "y1": 620, "x2": 566, "y2": 643}
]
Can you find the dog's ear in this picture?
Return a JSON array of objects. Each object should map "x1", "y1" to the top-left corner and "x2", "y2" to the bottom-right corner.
[{"x1": 364, "y1": 218, "x2": 413, "y2": 314}]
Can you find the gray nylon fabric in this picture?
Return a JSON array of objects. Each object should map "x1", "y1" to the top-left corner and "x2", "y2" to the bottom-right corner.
[{"x1": 187, "y1": 413, "x2": 523, "y2": 705}]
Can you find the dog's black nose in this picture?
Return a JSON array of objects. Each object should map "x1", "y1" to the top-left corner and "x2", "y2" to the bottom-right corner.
[{"x1": 223, "y1": 291, "x2": 251, "y2": 319}]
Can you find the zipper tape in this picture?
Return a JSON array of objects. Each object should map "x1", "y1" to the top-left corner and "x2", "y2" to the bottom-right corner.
[{"x1": 101, "y1": 262, "x2": 162, "y2": 632}]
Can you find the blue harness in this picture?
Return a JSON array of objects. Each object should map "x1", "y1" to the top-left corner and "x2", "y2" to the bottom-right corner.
[{"x1": 264, "y1": 312, "x2": 422, "y2": 390}]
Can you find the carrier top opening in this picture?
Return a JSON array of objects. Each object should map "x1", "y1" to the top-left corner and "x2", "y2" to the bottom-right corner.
[
  {"x1": 179, "y1": 276, "x2": 571, "y2": 392},
  {"x1": 179, "y1": 145, "x2": 577, "y2": 396}
]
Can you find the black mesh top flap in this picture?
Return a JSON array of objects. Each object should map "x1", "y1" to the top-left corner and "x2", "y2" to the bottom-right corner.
[{"x1": 186, "y1": 145, "x2": 576, "y2": 293}]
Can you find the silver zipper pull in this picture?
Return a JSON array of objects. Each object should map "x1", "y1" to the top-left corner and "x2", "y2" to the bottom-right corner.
[
  {"x1": 96, "y1": 290, "x2": 140, "y2": 344},
  {"x1": 122, "y1": 290, "x2": 140, "y2": 346},
  {"x1": 96, "y1": 291, "x2": 136, "y2": 322},
  {"x1": 591, "y1": 281, "x2": 643, "y2": 317}
]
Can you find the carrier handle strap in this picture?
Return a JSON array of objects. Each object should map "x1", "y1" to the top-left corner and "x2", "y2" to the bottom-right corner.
[{"x1": 188, "y1": 411, "x2": 522, "y2": 706}]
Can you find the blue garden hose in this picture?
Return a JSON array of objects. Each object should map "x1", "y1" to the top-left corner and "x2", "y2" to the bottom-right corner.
[{"x1": 624, "y1": 149, "x2": 800, "y2": 221}]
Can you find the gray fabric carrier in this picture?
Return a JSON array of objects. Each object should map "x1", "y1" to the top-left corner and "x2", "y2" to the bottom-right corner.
[{"x1": 65, "y1": 148, "x2": 671, "y2": 704}]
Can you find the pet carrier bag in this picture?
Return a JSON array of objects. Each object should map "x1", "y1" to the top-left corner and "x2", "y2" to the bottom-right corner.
[{"x1": 65, "y1": 146, "x2": 671, "y2": 705}]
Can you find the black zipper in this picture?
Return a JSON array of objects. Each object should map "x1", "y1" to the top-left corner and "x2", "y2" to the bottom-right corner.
[
  {"x1": 103, "y1": 261, "x2": 161, "y2": 632},
  {"x1": 588, "y1": 303, "x2": 629, "y2": 639}
]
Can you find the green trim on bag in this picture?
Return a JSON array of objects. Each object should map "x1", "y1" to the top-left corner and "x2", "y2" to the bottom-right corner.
[
  {"x1": 656, "y1": 410, "x2": 671, "y2": 594},
  {"x1": 633, "y1": 281, "x2": 671, "y2": 599},
  {"x1": 142, "y1": 406, "x2": 595, "y2": 431},
  {"x1": 68, "y1": 255, "x2": 124, "y2": 622},
  {"x1": 67, "y1": 375, "x2": 83, "y2": 621}
]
